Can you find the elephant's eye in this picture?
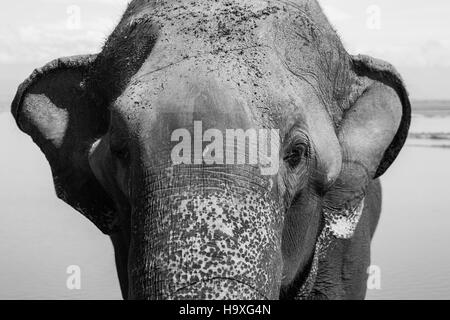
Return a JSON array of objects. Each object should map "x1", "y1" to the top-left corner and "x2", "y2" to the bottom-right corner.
[{"x1": 283, "y1": 138, "x2": 309, "y2": 169}]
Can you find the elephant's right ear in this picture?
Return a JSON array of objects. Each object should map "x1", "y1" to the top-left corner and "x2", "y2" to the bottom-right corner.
[
  {"x1": 11, "y1": 55, "x2": 118, "y2": 234},
  {"x1": 349, "y1": 54, "x2": 411, "y2": 179},
  {"x1": 324, "y1": 55, "x2": 410, "y2": 218}
]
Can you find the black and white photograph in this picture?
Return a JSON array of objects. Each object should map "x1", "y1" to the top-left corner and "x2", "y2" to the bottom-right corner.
[{"x1": 0, "y1": 0, "x2": 449, "y2": 303}]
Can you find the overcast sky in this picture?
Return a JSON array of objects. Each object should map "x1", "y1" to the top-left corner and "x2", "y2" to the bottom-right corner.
[{"x1": 0, "y1": 0, "x2": 449, "y2": 103}]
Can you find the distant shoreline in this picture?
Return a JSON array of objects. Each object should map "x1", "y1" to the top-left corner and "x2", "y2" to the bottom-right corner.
[
  {"x1": 409, "y1": 132, "x2": 450, "y2": 140},
  {"x1": 411, "y1": 100, "x2": 450, "y2": 117}
]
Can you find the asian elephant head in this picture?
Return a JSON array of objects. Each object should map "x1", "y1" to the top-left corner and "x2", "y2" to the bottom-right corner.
[{"x1": 11, "y1": 0, "x2": 410, "y2": 300}]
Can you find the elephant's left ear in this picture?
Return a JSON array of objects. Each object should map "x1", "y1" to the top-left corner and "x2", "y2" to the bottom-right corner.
[
  {"x1": 347, "y1": 54, "x2": 411, "y2": 179},
  {"x1": 10, "y1": 55, "x2": 118, "y2": 234}
]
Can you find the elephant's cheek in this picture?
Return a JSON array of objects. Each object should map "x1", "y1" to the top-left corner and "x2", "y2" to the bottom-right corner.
[{"x1": 127, "y1": 185, "x2": 284, "y2": 300}]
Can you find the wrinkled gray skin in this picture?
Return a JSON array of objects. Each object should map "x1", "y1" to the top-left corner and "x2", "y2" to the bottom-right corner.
[{"x1": 11, "y1": 0, "x2": 410, "y2": 300}]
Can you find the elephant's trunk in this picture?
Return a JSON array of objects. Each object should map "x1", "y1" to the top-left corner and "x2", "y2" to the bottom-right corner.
[{"x1": 127, "y1": 165, "x2": 284, "y2": 300}]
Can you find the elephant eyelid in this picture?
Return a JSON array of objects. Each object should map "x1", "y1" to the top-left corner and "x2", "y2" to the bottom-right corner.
[
  {"x1": 283, "y1": 138, "x2": 310, "y2": 168},
  {"x1": 284, "y1": 129, "x2": 311, "y2": 153}
]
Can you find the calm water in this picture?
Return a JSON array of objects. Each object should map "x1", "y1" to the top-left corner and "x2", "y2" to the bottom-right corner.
[{"x1": 1, "y1": 112, "x2": 449, "y2": 300}]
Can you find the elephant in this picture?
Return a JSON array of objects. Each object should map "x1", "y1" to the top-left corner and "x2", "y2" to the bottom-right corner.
[{"x1": 10, "y1": 0, "x2": 410, "y2": 300}]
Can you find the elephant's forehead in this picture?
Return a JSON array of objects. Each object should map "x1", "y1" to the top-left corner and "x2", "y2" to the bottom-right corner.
[
  {"x1": 101, "y1": 0, "x2": 356, "y2": 141},
  {"x1": 127, "y1": 0, "x2": 288, "y2": 22},
  {"x1": 101, "y1": 0, "x2": 354, "y2": 124},
  {"x1": 116, "y1": 0, "x2": 319, "y2": 56}
]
